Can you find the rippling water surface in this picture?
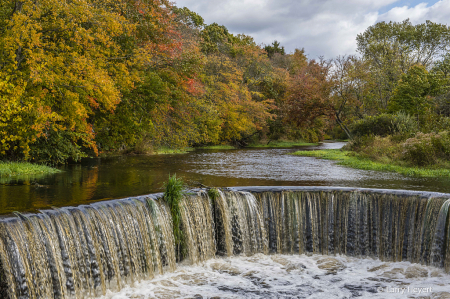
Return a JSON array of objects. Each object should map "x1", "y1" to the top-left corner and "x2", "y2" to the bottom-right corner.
[{"x1": 1, "y1": 142, "x2": 450, "y2": 214}]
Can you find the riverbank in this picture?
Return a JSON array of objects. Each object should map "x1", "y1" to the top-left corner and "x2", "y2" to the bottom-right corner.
[
  {"x1": 248, "y1": 139, "x2": 319, "y2": 148},
  {"x1": 99, "y1": 140, "x2": 318, "y2": 157},
  {"x1": 196, "y1": 145, "x2": 236, "y2": 150},
  {"x1": 0, "y1": 161, "x2": 61, "y2": 177},
  {"x1": 196, "y1": 140, "x2": 318, "y2": 149},
  {"x1": 292, "y1": 149, "x2": 450, "y2": 177}
]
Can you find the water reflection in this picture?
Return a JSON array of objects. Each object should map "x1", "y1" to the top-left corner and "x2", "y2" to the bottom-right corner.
[{"x1": 1, "y1": 142, "x2": 449, "y2": 214}]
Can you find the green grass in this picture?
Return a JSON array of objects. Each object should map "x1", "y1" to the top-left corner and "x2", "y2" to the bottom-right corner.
[
  {"x1": 196, "y1": 145, "x2": 236, "y2": 150},
  {"x1": 249, "y1": 140, "x2": 319, "y2": 148},
  {"x1": 163, "y1": 174, "x2": 186, "y2": 249},
  {"x1": 153, "y1": 147, "x2": 194, "y2": 155},
  {"x1": 292, "y1": 149, "x2": 450, "y2": 177},
  {"x1": 0, "y1": 161, "x2": 61, "y2": 177}
]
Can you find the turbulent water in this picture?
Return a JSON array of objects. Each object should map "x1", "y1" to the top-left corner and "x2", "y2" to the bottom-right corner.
[
  {"x1": 0, "y1": 187, "x2": 449, "y2": 298},
  {"x1": 100, "y1": 254, "x2": 450, "y2": 299}
]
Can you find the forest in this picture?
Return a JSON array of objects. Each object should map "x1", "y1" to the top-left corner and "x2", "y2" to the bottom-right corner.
[{"x1": 1, "y1": 0, "x2": 450, "y2": 165}]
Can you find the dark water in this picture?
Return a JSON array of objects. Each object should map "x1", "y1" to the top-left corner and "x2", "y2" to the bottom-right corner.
[{"x1": 1, "y1": 142, "x2": 449, "y2": 215}]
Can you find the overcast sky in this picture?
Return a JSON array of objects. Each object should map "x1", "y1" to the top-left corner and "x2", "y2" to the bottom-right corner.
[{"x1": 173, "y1": 0, "x2": 449, "y2": 59}]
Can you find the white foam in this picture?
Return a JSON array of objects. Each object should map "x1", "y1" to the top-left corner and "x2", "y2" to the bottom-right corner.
[{"x1": 100, "y1": 254, "x2": 450, "y2": 298}]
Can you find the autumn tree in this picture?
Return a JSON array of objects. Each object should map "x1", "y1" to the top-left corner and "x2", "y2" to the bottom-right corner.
[
  {"x1": 200, "y1": 26, "x2": 277, "y2": 145},
  {"x1": 0, "y1": 0, "x2": 136, "y2": 163},
  {"x1": 283, "y1": 54, "x2": 334, "y2": 142},
  {"x1": 93, "y1": 4, "x2": 209, "y2": 152}
]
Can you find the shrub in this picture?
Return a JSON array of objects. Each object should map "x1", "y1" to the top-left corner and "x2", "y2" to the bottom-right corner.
[
  {"x1": 351, "y1": 113, "x2": 417, "y2": 137},
  {"x1": 343, "y1": 135, "x2": 375, "y2": 151},
  {"x1": 401, "y1": 132, "x2": 450, "y2": 166},
  {"x1": 29, "y1": 130, "x2": 88, "y2": 165},
  {"x1": 299, "y1": 128, "x2": 322, "y2": 143},
  {"x1": 344, "y1": 135, "x2": 402, "y2": 163},
  {"x1": 432, "y1": 116, "x2": 450, "y2": 132}
]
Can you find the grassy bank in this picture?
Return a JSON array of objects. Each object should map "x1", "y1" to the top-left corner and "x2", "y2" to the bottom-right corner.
[
  {"x1": 195, "y1": 145, "x2": 236, "y2": 150},
  {"x1": 0, "y1": 162, "x2": 61, "y2": 177},
  {"x1": 153, "y1": 147, "x2": 194, "y2": 154},
  {"x1": 99, "y1": 146, "x2": 195, "y2": 157},
  {"x1": 292, "y1": 149, "x2": 450, "y2": 177},
  {"x1": 249, "y1": 140, "x2": 319, "y2": 148},
  {"x1": 197, "y1": 140, "x2": 318, "y2": 149},
  {"x1": 98, "y1": 139, "x2": 319, "y2": 157}
]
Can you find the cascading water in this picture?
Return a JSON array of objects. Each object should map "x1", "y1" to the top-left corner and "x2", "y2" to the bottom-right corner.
[
  {"x1": 0, "y1": 187, "x2": 449, "y2": 298},
  {"x1": 0, "y1": 195, "x2": 177, "y2": 299}
]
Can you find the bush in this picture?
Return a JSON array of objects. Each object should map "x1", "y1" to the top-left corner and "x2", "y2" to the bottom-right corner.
[
  {"x1": 401, "y1": 132, "x2": 450, "y2": 166},
  {"x1": 432, "y1": 116, "x2": 450, "y2": 132},
  {"x1": 29, "y1": 129, "x2": 89, "y2": 165},
  {"x1": 344, "y1": 135, "x2": 402, "y2": 164},
  {"x1": 351, "y1": 113, "x2": 417, "y2": 137},
  {"x1": 343, "y1": 135, "x2": 375, "y2": 151}
]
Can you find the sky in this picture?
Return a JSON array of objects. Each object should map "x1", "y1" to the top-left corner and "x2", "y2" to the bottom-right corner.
[{"x1": 173, "y1": 0, "x2": 449, "y2": 59}]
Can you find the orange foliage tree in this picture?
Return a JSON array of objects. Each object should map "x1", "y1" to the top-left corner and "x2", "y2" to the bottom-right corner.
[{"x1": 283, "y1": 56, "x2": 334, "y2": 142}]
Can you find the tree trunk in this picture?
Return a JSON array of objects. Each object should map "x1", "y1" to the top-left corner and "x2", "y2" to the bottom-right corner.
[{"x1": 335, "y1": 113, "x2": 352, "y2": 140}]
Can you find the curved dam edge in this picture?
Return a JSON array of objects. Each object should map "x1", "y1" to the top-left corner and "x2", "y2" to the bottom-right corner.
[
  {"x1": 1, "y1": 186, "x2": 449, "y2": 221},
  {"x1": 228, "y1": 186, "x2": 450, "y2": 198}
]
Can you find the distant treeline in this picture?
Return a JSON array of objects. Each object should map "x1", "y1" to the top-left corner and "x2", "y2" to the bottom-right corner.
[{"x1": 1, "y1": 0, "x2": 450, "y2": 164}]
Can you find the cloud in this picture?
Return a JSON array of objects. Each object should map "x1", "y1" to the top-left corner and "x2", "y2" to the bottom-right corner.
[
  {"x1": 378, "y1": 1, "x2": 450, "y2": 23},
  {"x1": 173, "y1": 0, "x2": 448, "y2": 58}
]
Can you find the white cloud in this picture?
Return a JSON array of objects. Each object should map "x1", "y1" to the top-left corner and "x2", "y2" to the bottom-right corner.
[
  {"x1": 173, "y1": 0, "x2": 449, "y2": 58},
  {"x1": 378, "y1": 1, "x2": 450, "y2": 23}
]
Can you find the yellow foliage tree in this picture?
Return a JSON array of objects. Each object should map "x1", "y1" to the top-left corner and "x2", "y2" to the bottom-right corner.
[{"x1": 0, "y1": 0, "x2": 134, "y2": 162}]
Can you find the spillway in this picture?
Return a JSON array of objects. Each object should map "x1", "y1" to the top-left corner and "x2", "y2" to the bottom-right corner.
[{"x1": 0, "y1": 187, "x2": 449, "y2": 298}]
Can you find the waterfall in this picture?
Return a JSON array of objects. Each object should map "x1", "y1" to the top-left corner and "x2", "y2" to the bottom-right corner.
[{"x1": 0, "y1": 187, "x2": 449, "y2": 298}]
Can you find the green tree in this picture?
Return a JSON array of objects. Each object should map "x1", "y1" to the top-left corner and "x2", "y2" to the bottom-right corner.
[
  {"x1": 357, "y1": 19, "x2": 450, "y2": 110},
  {"x1": 389, "y1": 65, "x2": 444, "y2": 124},
  {"x1": 264, "y1": 41, "x2": 285, "y2": 58}
]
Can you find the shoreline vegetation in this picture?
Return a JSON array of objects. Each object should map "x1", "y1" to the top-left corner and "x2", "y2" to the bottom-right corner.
[
  {"x1": 292, "y1": 149, "x2": 450, "y2": 178},
  {"x1": 247, "y1": 140, "x2": 319, "y2": 148},
  {"x1": 198, "y1": 140, "x2": 319, "y2": 149},
  {"x1": 100, "y1": 139, "x2": 319, "y2": 157},
  {"x1": 1, "y1": 139, "x2": 318, "y2": 177},
  {"x1": 0, "y1": 162, "x2": 61, "y2": 177}
]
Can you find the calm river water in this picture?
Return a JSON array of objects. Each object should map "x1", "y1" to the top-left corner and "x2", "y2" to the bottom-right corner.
[{"x1": 1, "y1": 142, "x2": 449, "y2": 215}]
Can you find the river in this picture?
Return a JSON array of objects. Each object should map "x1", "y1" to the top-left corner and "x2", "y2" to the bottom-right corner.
[{"x1": 1, "y1": 142, "x2": 449, "y2": 215}]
